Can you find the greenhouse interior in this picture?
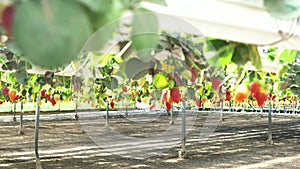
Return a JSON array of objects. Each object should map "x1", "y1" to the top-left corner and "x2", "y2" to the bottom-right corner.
[{"x1": 0, "y1": 0, "x2": 299, "y2": 169}]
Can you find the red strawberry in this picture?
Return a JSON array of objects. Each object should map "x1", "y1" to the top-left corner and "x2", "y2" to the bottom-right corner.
[
  {"x1": 110, "y1": 99, "x2": 114, "y2": 109},
  {"x1": 170, "y1": 87, "x2": 181, "y2": 103},
  {"x1": 41, "y1": 90, "x2": 46, "y2": 98},
  {"x1": 268, "y1": 94, "x2": 276, "y2": 101},
  {"x1": 212, "y1": 77, "x2": 221, "y2": 91},
  {"x1": 256, "y1": 90, "x2": 268, "y2": 107},
  {"x1": 250, "y1": 81, "x2": 261, "y2": 97},
  {"x1": 0, "y1": 100, "x2": 4, "y2": 104},
  {"x1": 2, "y1": 87, "x2": 9, "y2": 96},
  {"x1": 225, "y1": 89, "x2": 232, "y2": 101},
  {"x1": 51, "y1": 98, "x2": 56, "y2": 106},
  {"x1": 166, "y1": 100, "x2": 172, "y2": 111},
  {"x1": 1, "y1": 5, "x2": 15, "y2": 37},
  {"x1": 189, "y1": 67, "x2": 197, "y2": 83},
  {"x1": 196, "y1": 100, "x2": 202, "y2": 107},
  {"x1": 14, "y1": 95, "x2": 19, "y2": 101},
  {"x1": 45, "y1": 94, "x2": 51, "y2": 101}
]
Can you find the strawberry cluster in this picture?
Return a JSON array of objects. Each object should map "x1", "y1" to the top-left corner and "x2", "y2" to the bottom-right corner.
[
  {"x1": 249, "y1": 81, "x2": 268, "y2": 107},
  {"x1": 1, "y1": 88, "x2": 20, "y2": 103},
  {"x1": 162, "y1": 87, "x2": 182, "y2": 111},
  {"x1": 41, "y1": 90, "x2": 58, "y2": 106}
]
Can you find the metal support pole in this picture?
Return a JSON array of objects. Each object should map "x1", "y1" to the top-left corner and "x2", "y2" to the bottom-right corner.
[
  {"x1": 105, "y1": 101, "x2": 109, "y2": 127},
  {"x1": 19, "y1": 101, "x2": 24, "y2": 135},
  {"x1": 267, "y1": 101, "x2": 273, "y2": 145},
  {"x1": 170, "y1": 103, "x2": 174, "y2": 124},
  {"x1": 125, "y1": 101, "x2": 128, "y2": 117},
  {"x1": 34, "y1": 97, "x2": 42, "y2": 169},
  {"x1": 13, "y1": 101, "x2": 16, "y2": 121},
  {"x1": 293, "y1": 100, "x2": 296, "y2": 114},
  {"x1": 74, "y1": 98, "x2": 78, "y2": 119},
  {"x1": 221, "y1": 100, "x2": 224, "y2": 112},
  {"x1": 179, "y1": 99, "x2": 187, "y2": 159}
]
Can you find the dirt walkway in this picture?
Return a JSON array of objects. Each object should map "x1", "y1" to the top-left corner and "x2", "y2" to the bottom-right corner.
[{"x1": 0, "y1": 113, "x2": 299, "y2": 169}]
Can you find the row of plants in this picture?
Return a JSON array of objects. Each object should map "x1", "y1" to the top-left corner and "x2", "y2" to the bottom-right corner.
[
  {"x1": 0, "y1": 34, "x2": 300, "y2": 114},
  {"x1": 0, "y1": 0, "x2": 299, "y2": 113}
]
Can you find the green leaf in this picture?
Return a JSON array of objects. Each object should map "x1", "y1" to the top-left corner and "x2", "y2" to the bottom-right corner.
[
  {"x1": 5, "y1": 51, "x2": 14, "y2": 60},
  {"x1": 2, "y1": 61, "x2": 17, "y2": 70},
  {"x1": 187, "y1": 87, "x2": 195, "y2": 99},
  {"x1": 131, "y1": 8, "x2": 159, "y2": 62},
  {"x1": 248, "y1": 45, "x2": 262, "y2": 70},
  {"x1": 231, "y1": 44, "x2": 249, "y2": 66},
  {"x1": 98, "y1": 97, "x2": 106, "y2": 107},
  {"x1": 278, "y1": 49, "x2": 297, "y2": 63},
  {"x1": 6, "y1": 40, "x2": 22, "y2": 56},
  {"x1": 153, "y1": 89, "x2": 162, "y2": 99},
  {"x1": 15, "y1": 70, "x2": 28, "y2": 85},
  {"x1": 125, "y1": 57, "x2": 150, "y2": 79},
  {"x1": 18, "y1": 60, "x2": 32, "y2": 70},
  {"x1": 295, "y1": 72, "x2": 300, "y2": 84},
  {"x1": 86, "y1": 0, "x2": 123, "y2": 31},
  {"x1": 13, "y1": 0, "x2": 92, "y2": 69},
  {"x1": 207, "y1": 44, "x2": 235, "y2": 67},
  {"x1": 208, "y1": 39, "x2": 229, "y2": 51},
  {"x1": 99, "y1": 54, "x2": 114, "y2": 67},
  {"x1": 132, "y1": 69, "x2": 149, "y2": 80},
  {"x1": 264, "y1": 0, "x2": 300, "y2": 19},
  {"x1": 277, "y1": 63, "x2": 289, "y2": 77},
  {"x1": 77, "y1": 0, "x2": 112, "y2": 13},
  {"x1": 290, "y1": 85, "x2": 300, "y2": 95},
  {"x1": 107, "y1": 76, "x2": 118, "y2": 90}
]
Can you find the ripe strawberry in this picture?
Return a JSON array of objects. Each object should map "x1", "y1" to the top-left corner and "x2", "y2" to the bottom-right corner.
[
  {"x1": 2, "y1": 87, "x2": 9, "y2": 96},
  {"x1": 225, "y1": 89, "x2": 232, "y2": 101},
  {"x1": 234, "y1": 84, "x2": 250, "y2": 102},
  {"x1": 110, "y1": 99, "x2": 115, "y2": 109},
  {"x1": 268, "y1": 94, "x2": 276, "y2": 101},
  {"x1": 250, "y1": 81, "x2": 261, "y2": 97},
  {"x1": 41, "y1": 90, "x2": 46, "y2": 98},
  {"x1": 170, "y1": 87, "x2": 181, "y2": 103},
  {"x1": 166, "y1": 100, "x2": 172, "y2": 111},
  {"x1": 256, "y1": 90, "x2": 268, "y2": 107},
  {"x1": 51, "y1": 98, "x2": 56, "y2": 106},
  {"x1": 14, "y1": 95, "x2": 19, "y2": 101},
  {"x1": 189, "y1": 67, "x2": 197, "y2": 83},
  {"x1": 196, "y1": 100, "x2": 202, "y2": 107},
  {"x1": 1, "y1": 5, "x2": 15, "y2": 37},
  {"x1": 0, "y1": 100, "x2": 4, "y2": 104},
  {"x1": 45, "y1": 94, "x2": 51, "y2": 101},
  {"x1": 212, "y1": 77, "x2": 221, "y2": 91}
]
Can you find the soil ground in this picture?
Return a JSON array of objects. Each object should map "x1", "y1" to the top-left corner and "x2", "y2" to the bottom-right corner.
[{"x1": 0, "y1": 112, "x2": 299, "y2": 169}]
